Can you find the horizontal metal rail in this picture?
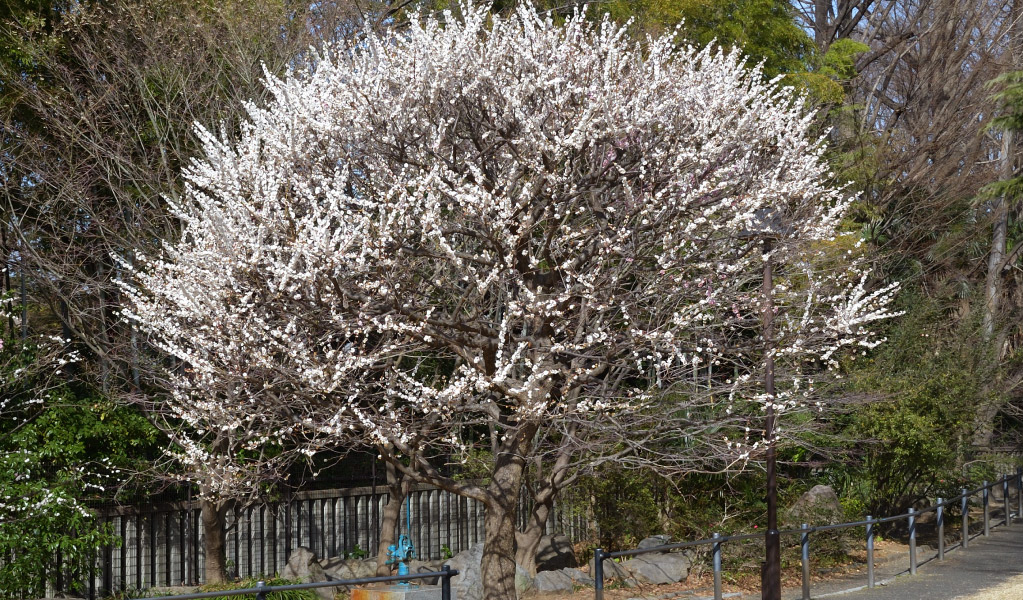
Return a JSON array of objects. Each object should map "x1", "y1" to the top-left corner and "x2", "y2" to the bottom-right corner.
[{"x1": 134, "y1": 567, "x2": 459, "y2": 600}]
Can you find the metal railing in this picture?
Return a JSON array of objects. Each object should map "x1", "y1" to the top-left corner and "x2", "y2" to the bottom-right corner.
[
  {"x1": 593, "y1": 468, "x2": 1023, "y2": 600},
  {"x1": 133, "y1": 567, "x2": 459, "y2": 600}
]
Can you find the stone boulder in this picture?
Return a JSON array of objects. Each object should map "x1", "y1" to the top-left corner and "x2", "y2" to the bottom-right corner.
[
  {"x1": 283, "y1": 547, "x2": 332, "y2": 600},
  {"x1": 561, "y1": 567, "x2": 594, "y2": 587},
  {"x1": 620, "y1": 553, "x2": 690, "y2": 585},
  {"x1": 404, "y1": 559, "x2": 447, "y2": 585},
  {"x1": 533, "y1": 570, "x2": 575, "y2": 594},
  {"x1": 587, "y1": 556, "x2": 637, "y2": 587},
  {"x1": 637, "y1": 535, "x2": 673, "y2": 551},
  {"x1": 787, "y1": 485, "x2": 843, "y2": 525},
  {"x1": 444, "y1": 543, "x2": 484, "y2": 600},
  {"x1": 319, "y1": 556, "x2": 378, "y2": 581},
  {"x1": 536, "y1": 535, "x2": 578, "y2": 571}
]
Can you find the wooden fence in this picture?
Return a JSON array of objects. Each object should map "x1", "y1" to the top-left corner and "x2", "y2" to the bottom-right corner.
[{"x1": 63, "y1": 484, "x2": 588, "y2": 598}]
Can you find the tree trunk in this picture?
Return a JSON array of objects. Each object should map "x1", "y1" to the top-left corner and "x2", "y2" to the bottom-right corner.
[
  {"x1": 200, "y1": 496, "x2": 230, "y2": 584},
  {"x1": 814, "y1": 0, "x2": 830, "y2": 49},
  {"x1": 481, "y1": 444, "x2": 528, "y2": 600},
  {"x1": 375, "y1": 460, "x2": 409, "y2": 576},
  {"x1": 974, "y1": 130, "x2": 1014, "y2": 450},
  {"x1": 514, "y1": 501, "x2": 550, "y2": 576}
]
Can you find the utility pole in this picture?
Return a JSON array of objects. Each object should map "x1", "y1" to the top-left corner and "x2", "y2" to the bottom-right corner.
[{"x1": 762, "y1": 236, "x2": 780, "y2": 600}]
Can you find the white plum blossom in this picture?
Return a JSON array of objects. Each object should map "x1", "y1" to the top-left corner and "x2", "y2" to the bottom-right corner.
[{"x1": 120, "y1": 4, "x2": 899, "y2": 596}]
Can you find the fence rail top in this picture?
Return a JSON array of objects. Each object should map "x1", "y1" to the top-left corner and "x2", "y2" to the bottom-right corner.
[{"x1": 96, "y1": 482, "x2": 449, "y2": 517}]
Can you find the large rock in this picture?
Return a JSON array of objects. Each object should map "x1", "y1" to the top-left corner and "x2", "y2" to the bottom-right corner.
[
  {"x1": 587, "y1": 555, "x2": 634, "y2": 584},
  {"x1": 621, "y1": 553, "x2": 690, "y2": 585},
  {"x1": 405, "y1": 559, "x2": 447, "y2": 585},
  {"x1": 283, "y1": 547, "x2": 332, "y2": 600},
  {"x1": 441, "y1": 543, "x2": 535, "y2": 599},
  {"x1": 319, "y1": 556, "x2": 378, "y2": 581},
  {"x1": 533, "y1": 570, "x2": 575, "y2": 594},
  {"x1": 787, "y1": 485, "x2": 843, "y2": 525},
  {"x1": 283, "y1": 547, "x2": 324, "y2": 580},
  {"x1": 561, "y1": 567, "x2": 594, "y2": 587},
  {"x1": 444, "y1": 543, "x2": 484, "y2": 600},
  {"x1": 637, "y1": 535, "x2": 673, "y2": 551},
  {"x1": 536, "y1": 535, "x2": 578, "y2": 571}
]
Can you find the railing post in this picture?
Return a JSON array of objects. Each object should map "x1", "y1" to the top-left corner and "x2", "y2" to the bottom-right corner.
[
  {"x1": 442, "y1": 565, "x2": 451, "y2": 600},
  {"x1": 1005, "y1": 476, "x2": 1011, "y2": 526},
  {"x1": 908, "y1": 508, "x2": 917, "y2": 575},
  {"x1": 255, "y1": 580, "x2": 268, "y2": 600},
  {"x1": 866, "y1": 516, "x2": 875, "y2": 589},
  {"x1": 983, "y1": 481, "x2": 990, "y2": 537},
  {"x1": 937, "y1": 498, "x2": 945, "y2": 561},
  {"x1": 801, "y1": 524, "x2": 810, "y2": 600},
  {"x1": 962, "y1": 489, "x2": 969, "y2": 549},
  {"x1": 1017, "y1": 467, "x2": 1022, "y2": 521},
  {"x1": 713, "y1": 533, "x2": 722, "y2": 600},
  {"x1": 594, "y1": 548, "x2": 604, "y2": 600}
]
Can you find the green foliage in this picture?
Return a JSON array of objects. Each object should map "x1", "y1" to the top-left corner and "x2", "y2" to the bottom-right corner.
[
  {"x1": 986, "y1": 70, "x2": 1023, "y2": 133},
  {"x1": 979, "y1": 71, "x2": 1023, "y2": 201},
  {"x1": 346, "y1": 544, "x2": 369, "y2": 560},
  {"x1": 584, "y1": 467, "x2": 662, "y2": 551},
  {"x1": 0, "y1": 335, "x2": 163, "y2": 596},
  {"x1": 818, "y1": 39, "x2": 870, "y2": 81},
  {"x1": 198, "y1": 577, "x2": 319, "y2": 600},
  {"x1": 840, "y1": 290, "x2": 980, "y2": 516},
  {"x1": 597, "y1": 0, "x2": 812, "y2": 78},
  {"x1": 788, "y1": 39, "x2": 869, "y2": 104}
]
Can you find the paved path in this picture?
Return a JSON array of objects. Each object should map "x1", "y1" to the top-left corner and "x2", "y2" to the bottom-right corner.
[{"x1": 783, "y1": 521, "x2": 1023, "y2": 600}]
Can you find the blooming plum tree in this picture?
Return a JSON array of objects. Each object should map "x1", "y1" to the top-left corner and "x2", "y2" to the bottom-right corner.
[{"x1": 121, "y1": 5, "x2": 899, "y2": 598}]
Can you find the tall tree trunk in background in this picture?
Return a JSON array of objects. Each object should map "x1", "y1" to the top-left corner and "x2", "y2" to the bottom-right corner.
[
  {"x1": 975, "y1": 131, "x2": 1014, "y2": 450},
  {"x1": 974, "y1": 0, "x2": 1021, "y2": 450},
  {"x1": 375, "y1": 459, "x2": 409, "y2": 576},
  {"x1": 814, "y1": 0, "x2": 830, "y2": 49}
]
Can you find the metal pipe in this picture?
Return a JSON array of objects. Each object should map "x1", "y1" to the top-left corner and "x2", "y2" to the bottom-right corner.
[
  {"x1": 762, "y1": 237, "x2": 780, "y2": 600},
  {"x1": 937, "y1": 498, "x2": 944, "y2": 561},
  {"x1": 908, "y1": 508, "x2": 917, "y2": 575},
  {"x1": 594, "y1": 548, "x2": 604, "y2": 600},
  {"x1": 801, "y1": 524, "x2": 810, "y2": 600},
  {"x1": 866, "y1": 516, "x2": 875, "y2": 588},
  {"x1": 1005, "y1": 477, "x2": 1011, "y2": 526},
  {"x1": 442, "y1": 565, "x2": 451, "y2": 600},
  {"x1": 1017, "y1": 467, "x2": 1022, "y2": 521},
  {"x1": 714, "y1": 533, "x2": 723, "y2": 600},
  {"x1": 962, "y1": 489, "x2": 969, "y2": 549},
  {"x1": 255, "y1": 581, "x2": 267, "y2": 600},
  {"x1": 983, "y1": 482, "x2": 990, "y2": 537}
]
